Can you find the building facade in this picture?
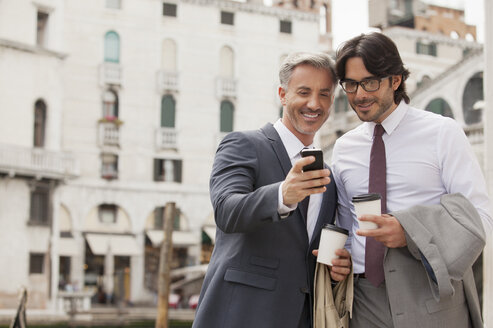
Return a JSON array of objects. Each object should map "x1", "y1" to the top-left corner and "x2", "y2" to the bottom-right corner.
[{"x1": 0, "y1": 0, "x2": 331, "y2": 310}]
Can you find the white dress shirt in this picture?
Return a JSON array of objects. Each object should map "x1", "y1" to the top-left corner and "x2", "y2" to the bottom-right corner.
[
  {"x1": 332, "y1": 101, "x2": 492, "y2": 274},
  {"x1": 273, "y1": 119, "x2": 322, "y2": 241}
]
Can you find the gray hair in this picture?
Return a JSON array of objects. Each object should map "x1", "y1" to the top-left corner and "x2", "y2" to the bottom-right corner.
[{"x1": 279, "y1": 52, "x2": 337, "y2": 89}]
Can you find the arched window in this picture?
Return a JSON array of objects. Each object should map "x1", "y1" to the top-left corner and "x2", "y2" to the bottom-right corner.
[
  {"x1": 34, "y1": 99, "x2": 47, "y2": 147},
  {"x1": 161, "y1": 95, "x2": 176, "y2": 128},
  {"x1": 162, "y1": 39, "x2": 177, "y2": 70},
  {"x1": 450, "y1": 31, "x2": 459, "y2": 39},
  {"x1": 462, "y1": 72, "x2": 483, "y2": 125},
  {"x1": 219, "y1": 46, "x2": 234, "y2": 78},
  {"x1": 104, "y1": 31, "x2": 120, "y2": 63},
  {"x1": 220, "y1": 100, "x2": 234, "y2": 132},
  {"x1": 425, "y1": 98, "x2": 454, "y2": 118},
  {"x1": 102, "y1": 89, "x2": 119, "y2": 118}
]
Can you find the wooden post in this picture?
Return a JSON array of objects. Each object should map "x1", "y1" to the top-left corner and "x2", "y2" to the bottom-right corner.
[
  {"x1": 10, "y1": 287, "x2": 27, "y2": 328},
  {"x1": 155, "y1": 202, "x2": 175, "y2": 328}
]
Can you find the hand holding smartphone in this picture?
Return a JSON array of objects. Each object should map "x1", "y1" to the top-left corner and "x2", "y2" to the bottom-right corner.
[{"x1": 300, "y1": 148, "x2": 324, "y2": 172}]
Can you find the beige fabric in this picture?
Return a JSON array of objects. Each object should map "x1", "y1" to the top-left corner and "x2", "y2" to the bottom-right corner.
[{"x1": 313, "y1": 262, "x2": 353, "y2": 328}]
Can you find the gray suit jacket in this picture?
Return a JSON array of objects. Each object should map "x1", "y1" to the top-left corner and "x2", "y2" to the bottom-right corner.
[
  {"x1": 386, "y1": 193, "x2": 485, "y2": 328},
  {"x1": 193, "y1": 123, "x2": 337, "y2": 328}
]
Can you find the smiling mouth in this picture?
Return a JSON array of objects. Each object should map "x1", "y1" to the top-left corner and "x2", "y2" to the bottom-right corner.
[
  {"x1": 356, "y1": 101, "x2": 374, "y2": 111},
  {"x1": 302, "y1": 112, "x2": 320, "y2": 119}
]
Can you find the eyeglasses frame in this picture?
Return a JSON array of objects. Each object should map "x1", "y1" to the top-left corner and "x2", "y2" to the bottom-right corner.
[{"x1": 339, "y1": 76, "x2": 392, "y2": 93}]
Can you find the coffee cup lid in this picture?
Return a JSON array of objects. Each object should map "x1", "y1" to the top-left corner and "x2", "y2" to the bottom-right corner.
[
  {"x1": 322, "y1": 223, "x2": 349, "y2": 235},
  {"x1": 352, "y1": 193, "x2": 381, "y2": 203}
]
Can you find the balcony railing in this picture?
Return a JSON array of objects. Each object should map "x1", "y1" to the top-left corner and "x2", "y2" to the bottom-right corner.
[
  {"x1": 100, "y1": 62, "x2": 122, "y2": 86},
  {"x1": 157, "y1": 70, "x2": 179, "y2": 92},
  {"x1": 99, "y1": 122, "x2": 120, "y2": 147},
  {"x1": 216, "y1": 77, "x2": 237, "y2": 98},
  {"x1": 101, "y1": 166, "x2": 118, "y2": 180},
  {"x1": 0, "y1": 144, "x2": 79, "y2": 179},
  {"x1": 156, "y1": 127, "x2": 178, "y2": 149}
]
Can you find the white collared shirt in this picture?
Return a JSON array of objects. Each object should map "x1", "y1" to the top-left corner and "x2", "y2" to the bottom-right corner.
[
  {"x1": 332, "y1": 101, "x2": 492, "y2": 274},
  {"x1": 273, "y1": 119, "x2": 322, "y2": 241}
]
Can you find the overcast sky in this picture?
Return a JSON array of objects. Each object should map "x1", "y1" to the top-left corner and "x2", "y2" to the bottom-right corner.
[{"x1": 331, "y1": 0, "x2": 485, "y2": 48}]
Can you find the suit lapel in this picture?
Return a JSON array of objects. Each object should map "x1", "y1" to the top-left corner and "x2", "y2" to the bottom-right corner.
[{"x1": 261, "y1": 123, "x2": 292, "y2": 176}]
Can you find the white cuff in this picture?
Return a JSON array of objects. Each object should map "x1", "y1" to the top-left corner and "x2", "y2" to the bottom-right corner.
[{"x1": 278, "y1": 182, "x2": 297, "y2": 219}]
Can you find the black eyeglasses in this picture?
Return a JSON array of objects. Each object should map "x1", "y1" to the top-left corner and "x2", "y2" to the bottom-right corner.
[{"x1": 339, "y1": 76, "x2": 391, "y2": 93}]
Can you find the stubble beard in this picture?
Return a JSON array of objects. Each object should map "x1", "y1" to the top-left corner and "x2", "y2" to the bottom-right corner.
[
  {"x1": 288, "y1": 108, "x2": 327, "y2": 136},
  {"x1": 351, "y1": 91, "x2": 395, "y2": 123}
]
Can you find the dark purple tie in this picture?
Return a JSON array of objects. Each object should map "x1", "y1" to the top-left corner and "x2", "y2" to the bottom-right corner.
[{"x1": 365, "y1": 124, "x2": 386, "y2": 287}]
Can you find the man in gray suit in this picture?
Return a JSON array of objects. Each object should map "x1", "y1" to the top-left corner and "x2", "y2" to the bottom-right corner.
[
  {"x1": 332, "y1": 32, "x2": 492, "y2": 328},
  {"x1": 193, "y1": 52, "x2": 351, "y2": 328}
]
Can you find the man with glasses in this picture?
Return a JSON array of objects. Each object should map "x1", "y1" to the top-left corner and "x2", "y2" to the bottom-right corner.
[{"x1": 331, "y1": 32, "x2": 491, "y2": 327}]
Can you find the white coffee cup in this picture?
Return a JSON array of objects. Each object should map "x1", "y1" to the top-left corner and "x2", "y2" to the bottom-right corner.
[
  {"x1": 352, "y1": 193, "x2": 381, "y2": 230},
  {"x1": 317, "y1": 224, "x2": 349, "y2": 266}
]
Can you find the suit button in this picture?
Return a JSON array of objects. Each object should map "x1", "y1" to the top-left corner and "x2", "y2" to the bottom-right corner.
[{"x1": 300, "y1": 287, "x2": 309, "y2": 294}]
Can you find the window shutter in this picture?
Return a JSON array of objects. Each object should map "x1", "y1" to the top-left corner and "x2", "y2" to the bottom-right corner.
[
  {"x1": 220, "y1": 101, "x2": 234, "y2": 132},
  {"x1": 173, "y1": 208, "x2": 181, "y2": 230},
  {"x1": 161, "y1": 96, "x2": 176, "y2": 128},
  {"x1": 104, "y1": 31, "x2": 120, "y2": 63},
  {"x1": 174, "y1": 160, "x2": 182, "y2": 183},
  {"x1": 155, "y1": 207, "x2": 164, "y2": 229}
]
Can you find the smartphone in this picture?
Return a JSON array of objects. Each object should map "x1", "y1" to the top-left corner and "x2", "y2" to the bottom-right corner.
[{"x1": 300, "y1": 148, "x2": 324, "y2": 172}]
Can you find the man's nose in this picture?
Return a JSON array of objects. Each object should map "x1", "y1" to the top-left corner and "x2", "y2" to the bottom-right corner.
[
  {"x1": 355, "y1": 84, "x2": 369, "y2": 98},
  {"x1": 307, "y1": 95, "x2": 321, "y2": 110}
]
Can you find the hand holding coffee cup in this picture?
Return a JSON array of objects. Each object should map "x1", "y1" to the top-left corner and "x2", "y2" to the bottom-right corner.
[
  {"x1": 352, "y1": 193, "x2": 381, "y2": 230},
  {"x1": 317, "y1": 224, "x2": 349, "y2": 266}
]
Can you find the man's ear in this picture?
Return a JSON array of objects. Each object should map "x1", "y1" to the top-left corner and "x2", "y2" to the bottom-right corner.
[
  {"x1": 278, "y1": 86, "x2": 286, "y2": 105},
  {"x1": 391, "y1": 75, "x2": 402, "y2": 91}
]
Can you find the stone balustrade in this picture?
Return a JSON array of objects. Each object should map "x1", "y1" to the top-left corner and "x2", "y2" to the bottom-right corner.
[{"x1": 0, "y1": 144, "x2": 79, "y2": 179}]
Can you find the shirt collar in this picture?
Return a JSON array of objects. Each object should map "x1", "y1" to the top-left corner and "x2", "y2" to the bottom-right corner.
[
  {"x1": 364, "y1": 101, "x2": 408, "y2": 137},
  {"x1": 273, "y1": 119, "x2": 313, "y2": 160}
]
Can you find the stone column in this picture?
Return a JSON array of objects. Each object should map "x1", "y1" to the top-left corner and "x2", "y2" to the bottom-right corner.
[
  {"x1": 483, "y1": 0, "x2": 493, "y2": 324},
  {"x1": 72, "y1": 230, "x2": 85, "y2": 292},
  {"x1": 104, "y1": 247, "x2": 114, "y2": 303},
  {"x1": 130, "y1": 232, "x2": 146, "y2": 302},
  {"x1": 50, "y1": 185, "x2": 60, "y2": 311}
]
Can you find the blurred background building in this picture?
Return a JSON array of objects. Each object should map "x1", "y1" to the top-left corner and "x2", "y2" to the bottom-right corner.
[{"x1": 0, "y1": 0, "x2": 332, "y2": 312}]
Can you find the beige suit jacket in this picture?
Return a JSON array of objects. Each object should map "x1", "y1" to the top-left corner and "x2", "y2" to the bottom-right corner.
[{"x1": 313, "y1": 262, "x2": 353, "y2": 328}]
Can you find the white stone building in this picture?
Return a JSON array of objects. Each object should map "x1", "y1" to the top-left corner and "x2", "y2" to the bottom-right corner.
[{"x1": 0, "y1": 0, "x2": 331, "y2": 310}]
